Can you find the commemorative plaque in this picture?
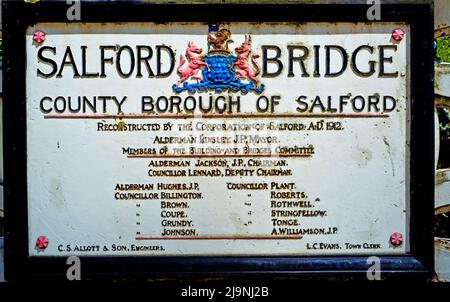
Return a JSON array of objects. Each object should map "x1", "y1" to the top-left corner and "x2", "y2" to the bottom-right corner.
[{"x1": 3, "y1": 2, "x2": 434, "y2": 279}]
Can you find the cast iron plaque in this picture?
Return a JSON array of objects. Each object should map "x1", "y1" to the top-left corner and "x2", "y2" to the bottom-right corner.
[{"x1": 3, "y1": 1, "x2": 434, "y2": 280}]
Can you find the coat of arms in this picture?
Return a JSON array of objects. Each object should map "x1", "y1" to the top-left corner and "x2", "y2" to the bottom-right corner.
[{"x1": 172, "y1": 28, "x2": 265, "y2": 94}]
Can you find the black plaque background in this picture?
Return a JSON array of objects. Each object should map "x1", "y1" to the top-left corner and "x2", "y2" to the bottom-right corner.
[{"x1": 2, "y1": 1, "x2": 434, "y2": 280}]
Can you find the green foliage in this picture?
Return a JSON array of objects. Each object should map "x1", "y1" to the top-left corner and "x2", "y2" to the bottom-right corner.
[
  {"x1": 439, "y1": 108, "x2": 450, "y2": 132},
  {"x1": 437, "y1": 36, "x2": 450, "y2": 63},
  {"x1": 435, "y1": 213, "x2": 450, "y2": 238}
]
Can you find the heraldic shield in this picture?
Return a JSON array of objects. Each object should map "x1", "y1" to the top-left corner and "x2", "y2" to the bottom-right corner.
[{"x1": 172, "y1": 28, "x2": 265, "y2": 94}]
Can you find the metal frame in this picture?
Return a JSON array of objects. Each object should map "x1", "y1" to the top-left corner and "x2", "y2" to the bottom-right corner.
[{"x1": 2, "y1": 1, "x2": 435, "y2": 280}]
